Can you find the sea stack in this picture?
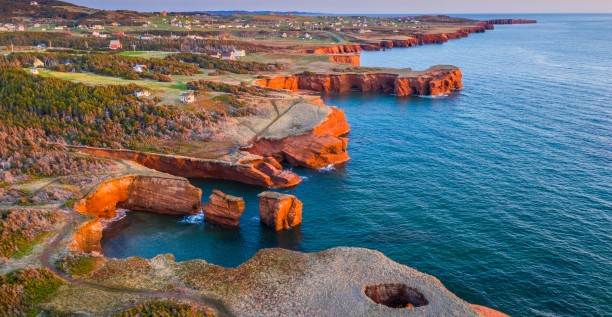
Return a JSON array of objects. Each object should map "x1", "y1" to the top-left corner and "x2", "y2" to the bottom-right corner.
[
  {"x1": 203, "y1": 190, "x2": 246, "y2": 227},
  {"x1": 258, "y1": 191, "x2": 303, "y2": 231}
]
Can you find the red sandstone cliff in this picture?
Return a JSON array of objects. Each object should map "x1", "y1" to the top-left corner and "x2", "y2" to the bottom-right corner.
[
  {"x1": 254, "y1": 68, "x2": 463, "y2": 97},
  {"x1": 203, "y1": 190, "x2": 245, "y2": 227},
  {"x1": 74, "y1": 175, "x2": 201, "y2": 218},
  {"x1": 304, "y1": 44, "x2": 362, "y2": 54},
  {"x1": 72, "y1": 146, "x2": 302, "y2": 188},
  {"x1": 485, "y1": 19, "x2": 536, "y2": 25},
  {"x1": 245, "y1": 107, "x2": 350, "y2": 169},
  {"x1": 470, "y1": 304, "x2": 511, "y2": 317},
  {"x1": 71, "y1": 218, "x2": 102, "y2": 253},
  {"x1": 258, "y1": 191, "x2": 303, "y2": 231},
  {"x1": 329, "y1": 54, "x2": 361, "y2": 66}
]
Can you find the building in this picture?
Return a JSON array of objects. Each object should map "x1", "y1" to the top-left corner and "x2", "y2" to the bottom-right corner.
[
  {"x1": 30, "y1": 1, "x2": 38, "y2": 5},
  {"x1": 180, "y1": 92, "x2": 195, "y2": 103},
  {"x1": 109, "y1": 39, "x2": 122, "y2": 50},
  {"x1": 221, "y1": 52, "x2": 236, "y2": 60},
  {"x1": 209, "y1": 52, "x2": 221, "y2": 59},
  {"x1": 232, "y1": 49, "x2": 246, "y2": 57},
  {"x1": 33, "y1": 58, "x2": 44, "y2": 67},
  {"x1": 134, "y1": 89, "x2": 150, "y2": 97},
  {"x1": 132, "y1": 65, "x2": 146, "y2": 73},
  {"x1": 280, "y1": 32, "x2": 287, "y2": 38},
  {"x1": 303, "y1": 33, "x2": 311, "y2": 39},
  {"x1": 29, "y1": 69, "x2": 39, "y2": 75}
]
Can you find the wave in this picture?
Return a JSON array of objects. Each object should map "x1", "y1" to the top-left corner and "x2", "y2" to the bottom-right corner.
[
  {"x1": 179, "y1": 211, "x2": 204, "y2": 224},
  {"x1": 318, "y1": 164, "x2": 336, "y2": 172},
  {"x1": 101, "y1": 209, "x2": 129, "y2": 228}
]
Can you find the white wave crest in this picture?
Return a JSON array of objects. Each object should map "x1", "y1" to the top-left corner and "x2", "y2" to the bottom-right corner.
[
  {"x1": 318, "y1": 164, "x2": 336, "y2": 172},
  {"x1": 101, "y1": 209, "x2": 129, "y2": 228},
  {"x1": 179, "y1": 211, "x2": 204, "y2": 224}
]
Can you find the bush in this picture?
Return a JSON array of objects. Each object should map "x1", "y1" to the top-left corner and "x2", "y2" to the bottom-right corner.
[
  {"x1": 114, "y1": 300, "x2": 214, "y2": 317},
  {"x1": 0, "y1": 268, "x2": 64, "y2": 316}
]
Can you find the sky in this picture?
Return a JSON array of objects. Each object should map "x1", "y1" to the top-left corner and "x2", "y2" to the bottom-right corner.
[{"x1": 68, "y1": 0, "x2": 612, "y2": 14}]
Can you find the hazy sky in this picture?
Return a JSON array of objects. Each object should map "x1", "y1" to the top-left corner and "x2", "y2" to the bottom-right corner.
[{"x1": 69, "y1": 0, "x2": 611, "y2": 14}]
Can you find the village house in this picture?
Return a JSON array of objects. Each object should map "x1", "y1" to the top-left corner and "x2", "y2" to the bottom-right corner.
[
  {"x1": 92, "y1": 25, "x2": 104, "y2": 30},
  {"x1": 209, "y1": 52, "x2": 221, "y2": 59},
  {"x1": 180, "y1": 92, "x2": 195, "y2": 103},
  {"x1": 33, "y1": 58, "x2": 44, "y2": 67},
  {"x1": 280, "y1": 32, "x2": 287, "y2": 38},
  {"x1": 221, "y1": 52, "x2": 236, "y2": 60},
  {"x1": 29, "y1": 69, "x2": 39, "y2": 75},
  {"x1": 109, "y1": 39, "x2": 122, "y2": 50},
  {"x1": 303, "y1": 33, "x2": 311, "y2": 39},
  {"x1": 132, "y1": 65, "x2": 147, "y2": 73},
  {"x1": 30, "y1": 1, "x2": 38, "y2": 6},
  {"x1": 134, "y1": 89, "x2": 150, "y2": 97},
  {"x1": 232, "y1": 49, "x2": 246, "y2": 58}
]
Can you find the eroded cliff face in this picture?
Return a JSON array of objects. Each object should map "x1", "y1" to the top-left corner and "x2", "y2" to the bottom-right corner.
[
  {"x1": 485, "y1": 19, "x2": 536, "y2": 25},
  {"x1": 245, "y1": 107, "x2": 350, "y2": 169},
  {"x1": 254, "y1": 68, "x2": 463, "y2": 97},
  {"x1": 71, "y1": 219, "x2": 102, "y2": 253},
  {"x1": 304, "y1": 44, "x2": 362, "y2": 54},
  {"x1": 74, "y1": 175, "x2": 201, "y2": 218},
  {"x1": 359, "y1": 24, "x2": 492, "y2": 51},
  {"x1": 328, "y1": 54, "x2": 361, "y2": 66},
  {"x1": 73, "y1": 147, "x2": 302, "y2": 188},
  {"x1": 394, "y1": 68, "x2": 463, "y2": 96}
]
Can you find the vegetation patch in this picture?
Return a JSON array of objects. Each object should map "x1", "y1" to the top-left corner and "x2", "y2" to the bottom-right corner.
[
  {"x1": 56, "y1": 254, "x2": 104, "y2": 277},
  {"x1": 0, "y1": 209, "x2": 63, "y2": 259},
  {"x1": 114, "y1": 300, "x2": 214, "y2": 317},
  {"x1": 0, "y1": 268, "x2": 64, "y2": 316},
  {"x1": 166, "y1": 52, "x2": 283, "y2": 74}
]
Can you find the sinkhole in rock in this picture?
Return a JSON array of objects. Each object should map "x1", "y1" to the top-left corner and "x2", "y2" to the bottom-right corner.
[{"x1": 364, "y1": 283, "x2": 428, "y2": 308}]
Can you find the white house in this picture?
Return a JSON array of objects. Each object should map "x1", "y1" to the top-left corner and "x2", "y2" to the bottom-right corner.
[
  {"x1": 180, "y1": 92, "x2": 195, "y2": 103},
  {"x1": 30, "y1": 69, "x2": 39, "y2": 75},
  {"x1": 132, "y1": 65, "x2": 147, "y2": 73},
  {"x1": 134, "y1": 89, "x2": 150, "y2": 97},
  {"x1": 232, "y1": 49, "x2": 246, "y2": 57},
  {"x1": 221, "y1": 52, "x2": 236, "y2": 60}
]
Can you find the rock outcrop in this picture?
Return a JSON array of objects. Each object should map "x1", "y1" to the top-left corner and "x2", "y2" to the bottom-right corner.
[
  {"x1": 258, "y1": 191, "x2": 302, "y2": 231},
  {"x1": 470, "y1": 304, "x2": 511, "y2": 317},
  {"x1": 203, "y1": 190, "x2": 245, "y2": 227},
  {"x1": 255, "y1": 67, "x2": 463, "y2": 97},
  {"x1": 73, "y1": 146, "x2": 302, "y2": 188},
  {"x1": 485, "y1": 19, "x2": 537, "y2": 25},
  {"x1": 329, "y1": 54, "x2": 361, "y2": 66},
  {"x1": 71, "y1": 219, "x2": 102, "y2": 253},
  {"x1": 246, "y1": 107, "x2": 350, "y2": 169},
  {"x1": 304, "y1": 44, "x2": 362, "y2": 54},
  {"x1": 74, "y1": 175, "x2": 201, "y2": 218},
  {"x1": 359, "y1": 24, "x2": 493, "y2": 51}
]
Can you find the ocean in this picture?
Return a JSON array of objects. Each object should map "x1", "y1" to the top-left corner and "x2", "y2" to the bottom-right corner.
[{"x1": 102, "y1": 14, "x2": 612, "y2": 316}]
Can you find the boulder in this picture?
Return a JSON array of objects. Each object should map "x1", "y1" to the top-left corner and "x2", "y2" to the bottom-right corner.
[
  {"x1": 258, "y1": 191, "x2": 302, "y2": 231},
  {"x1": 203, "y1": 190, "x2": 245, "y2": 227}
]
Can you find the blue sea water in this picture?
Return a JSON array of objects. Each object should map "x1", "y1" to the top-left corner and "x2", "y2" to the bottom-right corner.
[{"x1": 102, "y1": 15, "x2": 612, "y2": 316}]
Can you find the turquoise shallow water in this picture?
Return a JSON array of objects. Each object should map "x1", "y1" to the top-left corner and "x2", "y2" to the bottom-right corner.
[{"x1": 102, "y1": 15, "x2": 612, "y2": 316}]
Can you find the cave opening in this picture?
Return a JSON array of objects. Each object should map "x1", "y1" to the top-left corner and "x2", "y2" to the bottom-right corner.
[{"x1": 364, "y1": 283, "x2": 428, "y2": 308}]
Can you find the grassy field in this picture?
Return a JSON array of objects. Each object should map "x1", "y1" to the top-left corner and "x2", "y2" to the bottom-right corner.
[{"x1": 118, "y1": 51, "x2": 174, "y2": 59}]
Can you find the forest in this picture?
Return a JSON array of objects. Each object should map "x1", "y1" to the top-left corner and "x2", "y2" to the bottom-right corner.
[
  {"x1": 6, "y1": 52, "x2": 200, "y2": 80},
  {"x1": 166, "y1": 52, "x2": 283, "y2": 74},
  {"x1": 0, "y1": 66, "x2": 212, "y2": 151}
]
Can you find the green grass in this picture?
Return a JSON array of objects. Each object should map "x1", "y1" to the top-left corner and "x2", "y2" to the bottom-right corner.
[
  {"x1": 118, "y1": 51, "x2": 174, "y2": 59},
  {"x1": 59, "y1": 255, "x2": 100, "y2": 276}
]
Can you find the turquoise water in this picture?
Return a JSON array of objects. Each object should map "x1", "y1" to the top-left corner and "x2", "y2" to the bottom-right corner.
[{"x1": 102, "y1": 15, "x2": 612, "y2": 316}]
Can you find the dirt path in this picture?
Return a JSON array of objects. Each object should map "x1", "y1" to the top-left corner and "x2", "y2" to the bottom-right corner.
[{"x1": 39, "y1": 209, "x2": 235, "y2": 317}]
